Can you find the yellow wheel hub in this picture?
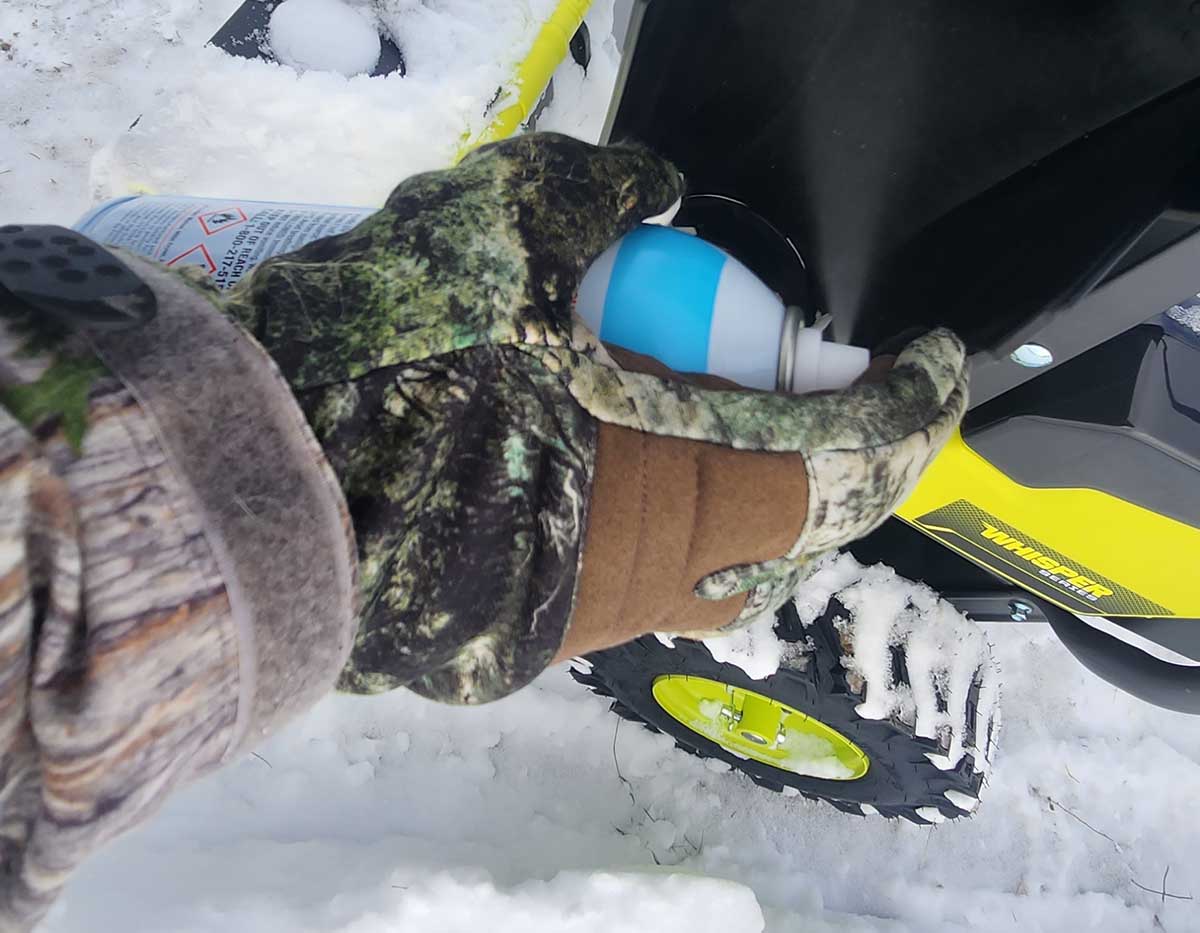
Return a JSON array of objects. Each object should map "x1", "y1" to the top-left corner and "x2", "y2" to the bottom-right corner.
[{"x1": 651, "y1": 675, "x2": 870, "y2": 780}]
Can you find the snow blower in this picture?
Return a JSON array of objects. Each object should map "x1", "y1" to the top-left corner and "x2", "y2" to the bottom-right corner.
[{"x1": 567, "y1": 0, "x2": 1200, "y2": 826}]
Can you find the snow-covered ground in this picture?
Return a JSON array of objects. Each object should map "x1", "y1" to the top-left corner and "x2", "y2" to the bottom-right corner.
[
  {"x1": 4, "y1": 1, "x2": 1200, "y2": 931},
  {"x1": 43, "y1": 624, "x2": 1200, "y2": 933},
  {"x1": 1, "y1": 0, "x2": 619, "y2": 218}
]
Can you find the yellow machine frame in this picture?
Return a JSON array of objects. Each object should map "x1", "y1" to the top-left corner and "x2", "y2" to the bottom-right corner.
[
  {"x1": 457, "y1": 0, "x2": 594, "y2": 161},
  {"x1": 896, "y1": 431, "x2": 1200, "y2": 619}
]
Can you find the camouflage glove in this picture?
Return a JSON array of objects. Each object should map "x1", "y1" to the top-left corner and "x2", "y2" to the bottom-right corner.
[{"x1": 223, "y1": 132, "x2": 969, "y2": 703}]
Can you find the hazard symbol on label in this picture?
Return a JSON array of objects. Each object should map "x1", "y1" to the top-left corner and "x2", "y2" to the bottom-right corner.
[
  {"x1": 198, "y1": 207, "x2": 248, "y2": 236},
  {"x1": 166, "y1": 243, "x2": 217, "y2": 275}
]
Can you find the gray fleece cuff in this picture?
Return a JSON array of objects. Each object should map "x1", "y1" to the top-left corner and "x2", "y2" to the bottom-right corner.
[{"x1": 90, "y1": 255, "x2": 359, "y2": 754}]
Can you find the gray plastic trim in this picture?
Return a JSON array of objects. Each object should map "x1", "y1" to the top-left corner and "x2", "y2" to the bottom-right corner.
[
  {"x1": 600, "y1": 0, "x2": 649, "y2": 146},
  {"x1": 969, "y1": 228, "x2": 1200, "y2": 407},
  {"x1": 968, "y1": 416, "x2": 1200, "y2": 530}
]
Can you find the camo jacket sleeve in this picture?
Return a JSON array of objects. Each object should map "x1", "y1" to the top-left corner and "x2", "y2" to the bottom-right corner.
[{"x1": 0, "y1": 251, "x2": 359, "y2": 929}]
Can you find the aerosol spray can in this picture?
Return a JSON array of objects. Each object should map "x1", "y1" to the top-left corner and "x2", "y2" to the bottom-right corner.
[
  {"x1": 75, "y1": 195, "x2": 374, "y2": 292},
  {"x1": 576, "y1": 226, "x2": 870, "y2": 393}
]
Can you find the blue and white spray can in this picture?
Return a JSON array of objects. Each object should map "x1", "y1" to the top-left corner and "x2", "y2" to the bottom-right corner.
[{"x1": 576, "y1": 226, "x2": 869, "y2": 393}]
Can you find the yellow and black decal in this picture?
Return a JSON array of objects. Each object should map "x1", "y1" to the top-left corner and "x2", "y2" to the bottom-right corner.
[
  {"x1": 895, "y1": 431, "x2": 1200, "y2": 618},
  {"x1": 911, "y1": 500, "x2": 1168, "y2": 616}
]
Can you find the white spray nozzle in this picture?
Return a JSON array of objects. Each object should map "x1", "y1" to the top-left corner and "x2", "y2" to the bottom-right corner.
[{"x1": 789, "y1": 328, "x2": 872, "y2": 394}]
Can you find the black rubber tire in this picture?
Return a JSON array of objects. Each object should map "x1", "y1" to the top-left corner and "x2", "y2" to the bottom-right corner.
[{"x1": 573, "y1": 599, "x2": 997, "y2": 825}]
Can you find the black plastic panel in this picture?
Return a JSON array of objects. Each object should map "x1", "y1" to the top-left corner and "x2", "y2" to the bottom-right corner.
[
  {"x1": 848, "y1": 517, "x2": 1001, "y2": 594},
  {"x1": 610, "y1": 0, "x2": 1200, "y2": 347},
  {"x1": 965, "y1": 314, "x2": 1200, "y2": 529}
]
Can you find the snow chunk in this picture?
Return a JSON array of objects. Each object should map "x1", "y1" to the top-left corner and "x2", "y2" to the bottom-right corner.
[
  {"x1": 269, "y1": 0, "x2": 381, "y2": 77},
  {"x1": 702, "y1": 611, "x2": 785, "y2": 680},
  {"x1": 943, "y1": 790, "x2": 980, "y2": 813},
  {"x1": 391, "y1": 870, "x2": 765, "y2": 933},
  {"x1": 538, "y1": 0, "x2": 623, "y2": 143},
  {"x1": 778, "y1": 732, "x2": 855, "y2": 780},
  {"x1": 1167, "y1": 302, "x2": 1200, "y2": 335}
]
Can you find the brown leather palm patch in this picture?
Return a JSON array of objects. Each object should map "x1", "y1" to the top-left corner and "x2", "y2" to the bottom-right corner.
[{"x1": 558, "y1": 421, "x2": 809, "y2": 659}]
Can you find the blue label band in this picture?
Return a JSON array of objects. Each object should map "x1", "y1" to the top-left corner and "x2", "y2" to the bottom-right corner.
[{"x1": 600, "y1": 227, "x2": 727, "y2": 374}]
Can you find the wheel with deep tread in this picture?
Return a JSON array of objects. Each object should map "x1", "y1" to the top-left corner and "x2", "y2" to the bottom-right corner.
[{"x1": 573, "y1": 598, "x2": 999, "y2": 825}]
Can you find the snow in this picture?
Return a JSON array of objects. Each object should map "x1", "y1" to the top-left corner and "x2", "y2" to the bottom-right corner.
[
  {"x1": 6, "y1": 2, "x2": 1200, "y2": 931},
  {"x1": 534, "y1": 0, "x2": 622, "y2": 142},
  {"x1": 832, "y1": 556, "x2": 999, "y2": 772},
  {"x1": 1167, "y1": 301, "x2": 1200, "y2": 336},
  {"x1": 703, "y1": 554, "x2": 869, "y2": 682},
  {"x1": 777, "y1": 732, "x2": 856, "y2": 781},
  {"x1": 943, "y1": 790, "x2": 980, "y2": 814},
  {"x1": 269, "y1": 0, "x2": 381, "y2": 77},
  {"x1": 703, "y1": 611, "x2": 787, "y2": 680},
  {"x1": 2, "y1": 0, "x2": 572, "y2": 219},
  {"x1": 42, "y1": 630, "x2": 1200, "y2": 933},
  {"x1": 704, "y1": 554, "x2": 999, "y2": 773}
]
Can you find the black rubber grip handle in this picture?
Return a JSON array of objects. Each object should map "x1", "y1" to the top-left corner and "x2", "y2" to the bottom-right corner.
[{"x1": 0, "y1": 224, "x2": 156, "y2": 331}]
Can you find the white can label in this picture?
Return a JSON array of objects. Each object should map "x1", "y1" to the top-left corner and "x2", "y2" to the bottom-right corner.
[{"x1": 76, "y1": 196, "x2": 376, "y2": 290}]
